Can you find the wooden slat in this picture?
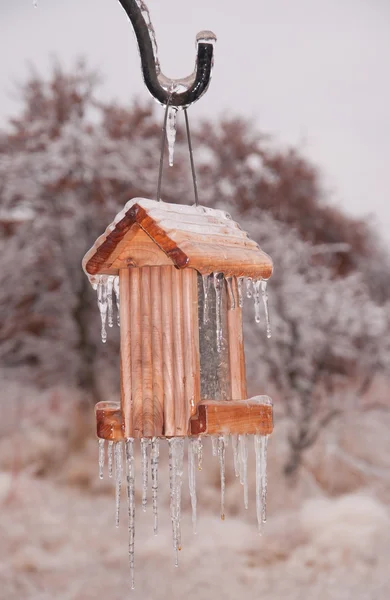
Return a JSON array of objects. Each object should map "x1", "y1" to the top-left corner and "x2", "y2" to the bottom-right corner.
[
  {"x1": 182, "y1": 268, "x2": 200, "y2": 418},
  {"x1": 190, "y1": 399, "x2": 273, "y2": 436},
  {"x1": 140, "y1": 267, "x2": 154, "y2": 437},
  {"x1": 119, "y1": 269, "x2": 132, "y2": 438},
  {"x1": 227, "y1": 278, "x2": 247, "y2": 400},
  {"x1": 129, "y1": 268, "x2": 143, "y2": 437},
  {"x1": 150, "y1": 267, "x2": 164, "y2": 436},
  {"x1": 95, "y1": 401, "x2": 124, "y2": 441},
  {"x1": 161, "y1": 266, "x2": 175, "y2": 436},
  {"x1": 172, "y1": 268, "x2": 186, "y2": 435}
]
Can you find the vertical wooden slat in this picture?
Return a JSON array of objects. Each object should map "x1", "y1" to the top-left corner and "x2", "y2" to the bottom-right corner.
[
  {"x1": 119, "y1": 269, "x2": 132, "y2": 438},
  {"x1": 129, "y1": 268, "x2": 143, "y2": 437},
  {"x1": 182, "y1": 268, "x2": 200, "y2": 418},
  {"x1": 227, "y1": 277, "x2": 247, "y2": 400},
  {"x1": 150, "y1": 267, "x2": 164, "y2": 436},
  {"x1": 172, "y1": 268, "x2": 186, "y2": 435},
  {"x1": 161, "y1": 266, "x2": 175, "y2": 436},
  {"x1": 141, "y1": 267, "x2": 154, "y2": 437}
]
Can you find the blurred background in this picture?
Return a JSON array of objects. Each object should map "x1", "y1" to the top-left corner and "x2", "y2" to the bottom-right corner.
[{"x1": 0, "y1": 1, "x2": 390, "y2": 598}]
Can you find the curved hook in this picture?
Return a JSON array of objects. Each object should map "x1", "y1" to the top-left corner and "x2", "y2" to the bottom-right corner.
[{"x1": 117, "y1": 0, "x2": 216, "y2": 107}]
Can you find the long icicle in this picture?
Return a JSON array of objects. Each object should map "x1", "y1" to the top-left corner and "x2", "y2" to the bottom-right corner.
[
  {"x1": 115, "y1": 441, "x2": 123, "y2": 528},
  {"x1": 239, "y1": 434, "x2": 249, "y2": 509},
  {"x1": 169, "y1": 438, "x2": 185, "y2": 566},
  {"x1": 232, "y1": 434, "x2": 240, "y2": 478},
  {"x1": 97, "y1": 276, "x2": 108, "y2": 343},
  {"x1": 141, "y1": 438, "x2": 149, "y2": 512},
  {"x1": 211, "y1": 436, "x2": 218, "y2": 457},
  {"x1": 98, "y1": 438, "x2": 105, "y2": 479},
  {"x1": 213, "y1": 273, "x2": 224, "y2": 352},
  {"x1": 107, "y1": 276, "x2": 115, "y2": 328},
  {"x1": 125, "y1": 439, "x2": 136, "y2": 590},
  {"x1": 108, "y1": 440, "x2": 114, "y2": 478},
  {"x1": 151, "y1": 438, "x2": 160, "y2": 535},
  {"x1": 261, "y1": 280, "x2": 272, "y2": 338},
  {"x1": 253, "y1": 279, "x2": 262, "y2": 324},
  {"x1": 113, "y1": 276, "x2": 120, "y2": 326},
  {"x1": 202, "y1": 274, "x2": 210, "y2": 323},
  {"x1": 188, "y1": 438, "x2": 198, "y2": 534},
  {"x1": 237, "y1": 277, "x2": 244, "y2": 308},
  {"x1": 218, "y1": 436, "x2": 226, "y2": 520},
  {"x1": 197, "y1": 436, "x2": 203, "y2": 471}
]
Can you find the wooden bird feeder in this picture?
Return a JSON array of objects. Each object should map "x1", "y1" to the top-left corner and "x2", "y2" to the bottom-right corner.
[{"x1": 82, "y1": 198, "x2": 274, "y2": 442}]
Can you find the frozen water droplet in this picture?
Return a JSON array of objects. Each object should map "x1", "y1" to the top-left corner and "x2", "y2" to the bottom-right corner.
[
  {"x1": 213, "y1": 273, "x2": 224, "y2": 353},
  {"x1": 115, "y1": 441, "x2": 123, "y2": 528},
  {"x1": 98, "y1": 438, "x2": 105, "y2": 479},
  {"x1": 151, "y1": 438, "x2": 160, "y2": 535},
  {"x1": 169, "y1": 438, "x2": 185, "y2": 567},
  {"x1": 226, "y1": 277, "x2": 236, "y2": 310},
  {"x1": 113, "y1": 276, "x2": 120, "y2": 326},
  {"x1": 141, "y1": 438, "x2": 149, "y2": 512},
  {"x1": 167, "y1": 106, "x2": 178, "y2": 167},
  {"x1": 261, "y1": 280, "x2": 272, "y2": 338},
  {"x1": 218, "y1": 436, "x2": 226, "y2": 520},
  {"x1": 188, "y1": 438, "x2": 198, "y2": 534},
  {"x1": 125, "y1": 439, "x2": 136, "y2": 590},
  {"x1": 253, "y1": 279, "x2": 262, "y2": 324},
  {"x1": 97, "y1": 275, "x2": 108, "y2": 343},
  {"x1": 202, "y1": 274, "x2": 211, "y2": 324},
  {"x1": 232, "y1": 434, "x2": 240, "y2": 477},
  {"x1": 237, "y1": 277, "x2": 244, "y2": 308},
  {"x1": 255, "y1": 434, "x2": 269, "y2": 531},
  {"x1": 108, "y1": 440, "x2": 114, "y2": 478},
  {"x1": 239, "y1": 434, "x2": 249, "y2": 509},
  {"x1": 246, "y1": 277, "x2": 253, "y2": 299}
]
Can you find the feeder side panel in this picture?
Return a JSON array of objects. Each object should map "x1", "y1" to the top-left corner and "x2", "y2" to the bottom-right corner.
[
  {"x1": 182, "y1": 268, "x2": 201, "y2": 418},
  {"x1": 120, "y1": 269, "x2": 133, "y2": 438},
  {"x1": 141, "y1": 267, "x2": 154, "y2": 437},
  {"x1": 228, "y1": 278, "x2": 247, "y2": 400},
  {"x1": 172, "y1": 268, "x2": 186, "y2": 434},
  {"x1": 161, "y1": 266, "x2": 175, "y2": 436},
  {"x1": 150, "y1": 267, "x2": 164, "y2": 436},
  {"x1": 197, "y1": 274, "x2": 231, "y2": 401},
  {"x1": 129, "y1": 268, "x2": 143, "y2": 437}
]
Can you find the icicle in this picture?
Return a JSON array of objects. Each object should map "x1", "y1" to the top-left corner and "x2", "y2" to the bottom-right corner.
[
  {"x1": 239, "y1": 434, "x2": 249, "y2": 509},
  {"x1": 237, "y1": 277, "x2": 244, "y2": 308},
  {"x1": 107, "y1": 276, "x2": 114, "y2": 328},
  {"x1": 232, "y1": 434, "x2": 240, "y2": 477},
  {"x1": 98, "y1": 438, "x2": 105, "y2": 479},
  {"x1": 253, "y1": 279, "x2": 262, "y2": 324},
  {"x1": 226, "y1": 277, "x2": 236, "y2": 310},
  {"x1": 141, "y1": 438, "x2": 149, "y2": 512},
  {"x1": 254, "y1": 434, "x2": 269, "y2": 532},
  {"x1": 202, "y1": 274, "x2": 210, "y2": 324},
  {"x1": 108, "y1": 440, "x2": 114, "y2": 478},
  {"x1": 167, "y1": 106, "x2": 178, "y2": 167},
  {"x1": 246, "y1": 277, "x2": 253, "y2": 299},
  {"x1": 188, "y1": 438, "x2": 198, "y2": 534},
  {"x1": 261, "y1": 280, "x2": 272, "y2": 338},
  {"x1": 97, "y1": 275, "x2": 108, "y2": 343},
  {"x1": 113, "y1": 276, "x2": 120, "y2": 326},
  {"x1": 197, "y1": 436, "x2": 203, "y2": 471},
  {"x1": 151, "y1": 438, "x2": 160, "y2": 535},
  {"x1": 125, "y1": 439, "x2": 136, "y2": 590},
  {"x1": 115, "y1": 441, "x2": 123, "y2": 528},
  {"x1": 213, "y1": 273, "x2": 224, "y2": 353},
  {"x1": 169, "y1": 438, "x2": 185, "y2": 567},
  {"x1": 218, "y1": 436, "x2": 226, "y2": 520},
  {"x1": 211, "y1": 435, "x2": 218, "y2": 457}
]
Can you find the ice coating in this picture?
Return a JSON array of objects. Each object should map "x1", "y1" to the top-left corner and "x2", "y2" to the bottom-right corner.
[
  {"x1": 261, "y1": 279, "x2": 272, "y2": 338},
  {"x1": 113, "y1": 276, "x2": 120, "y2": 326},
  {"x1": 108, "y1": 440, "x2": 114, "y2": 478},
  {"x1": 141, "y1": 438, "x2": 149, "y2": 512},
  {"x1": 125, "y1": 439, "x2": 136, "y2": 590},
  {"x1": 253, "y1": 279, "x2": 262, "y2": 324},
  {"x1": 237, "y1": 277, "x2": 244, "y2": 308},
  {"x1": 218, "y1": 436, "x2": 226, "y2": 520},
  {"x1": 202, "y1": 274, "x2": 211, "y2": 323},
  {"x1": 97, "y1": 276, "x2": 108, "y2": 343},
  {"x1": 211, "y1": 435, "x2": 218, "y2": 457},
  {"x1": 167, "y1": 106, "x2": 178, "y2": 167},
  {"x1": 107, "y1": 276, "x2": 115, "y2": 328},
  {"x1": 98, "y1": 438, "x2": 105, "y2": 479},
  {"x1": 169, "y1": 438, "x2": 185, "y2": 567},
  {"x1": 197, "y1": 436, "x2": 203, "y2": 471},
  {"x1": 239, "y1": 434, "x2": 249, "y2": 509},
  {"x1": 188, "y1": 437, "x2": 198, "y2": 533},
  {"x1": 213, "y1": 273, "x2": 224, "y2": 353},
  {"x1": 246, "y1": 277, "x2": 253, "y2": 298},
  {"x1": 226, "y1": 277, "x2": 236, "y2": 310},
  {"x1": 255, "y1": 434, "x2": 269, "y2": 532},
  {"x1": 151, "y1": 438, "x2": 160, "y2": 535},
  {"x1": 115, "y1": 441, "x2": 123, "y2": 528}
]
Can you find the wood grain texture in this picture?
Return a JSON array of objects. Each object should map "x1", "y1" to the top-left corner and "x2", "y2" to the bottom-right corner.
[
  {"x1": 150, "y1": 267, "x2": 164, "y2": 436},
  {"x1": 129, "y1": 268, "x2": 143, "y2": 437},
  {"x1": 140, "y1": 267, "x2": 154, "y2": 437},
  {"x1": 182, "y1": 268, "x2": 201, "y2": 418},
  {"x1": 172, "y1": 268, "x2": 186, "y2": 435},
  {"x1": 95, "y1": 401, "x2": 124, "y2": 441},
  {"x1": 227, "y1": 278, "x2": 247, "y2": 400},
  {"x1": 190, "y1": 399, "x2": 273, "y2": 436},
  {"x1": 161, "y1": 266, "x2": 175, "y2": 436},
  {"x1": 119, "y1": 269, "x2": 132, "y2": 438}
]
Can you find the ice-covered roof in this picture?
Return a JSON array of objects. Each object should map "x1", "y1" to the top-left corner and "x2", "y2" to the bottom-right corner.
[{"x1": 82, "y1": 198, "x2": 273, "y2": 280}]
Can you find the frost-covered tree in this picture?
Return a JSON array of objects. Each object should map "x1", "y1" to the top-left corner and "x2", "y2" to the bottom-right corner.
[{"x1": 0, "y1": 62, "x2": 388, "y2": 472}]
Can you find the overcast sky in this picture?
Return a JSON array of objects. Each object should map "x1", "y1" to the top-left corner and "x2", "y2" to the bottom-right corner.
[{"x1": 1, "y1": 0, "x2": 389, "y2": 242}]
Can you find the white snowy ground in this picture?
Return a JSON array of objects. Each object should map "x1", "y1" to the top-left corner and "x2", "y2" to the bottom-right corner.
[{"x1": 1, "y1": 401, "x2": 390, "y2": 600}]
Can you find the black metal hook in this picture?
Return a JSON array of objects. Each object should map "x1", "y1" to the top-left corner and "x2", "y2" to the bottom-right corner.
[{"x1": 117, "y1": 0, "x2": 216, "y2": 107}]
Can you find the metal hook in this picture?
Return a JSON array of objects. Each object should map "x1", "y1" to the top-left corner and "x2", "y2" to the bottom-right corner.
[{"x1": 117, "y1": 0, "x2": 216, "y2": 107}]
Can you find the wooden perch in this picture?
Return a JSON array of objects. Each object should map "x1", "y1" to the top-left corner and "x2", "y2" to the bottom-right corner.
[
  {"x1": 190, "y1": 399, "x2": 273, "y2": 436},
  {"x1": 95, "y1": 401, "x2": 124, "y2": 441}
]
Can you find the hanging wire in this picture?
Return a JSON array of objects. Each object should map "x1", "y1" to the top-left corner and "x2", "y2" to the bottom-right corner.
[
  {"x1": 157, "y1": 96, "x2": 171, "y2": 202},
  {"x1": 184, "y1": 109, "x2": 199, "y2": 207}
]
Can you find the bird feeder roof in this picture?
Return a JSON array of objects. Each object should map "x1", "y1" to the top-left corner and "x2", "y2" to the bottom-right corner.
[{"x1": 82, "y1": 198, "x2": 273, "y2": 281}]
